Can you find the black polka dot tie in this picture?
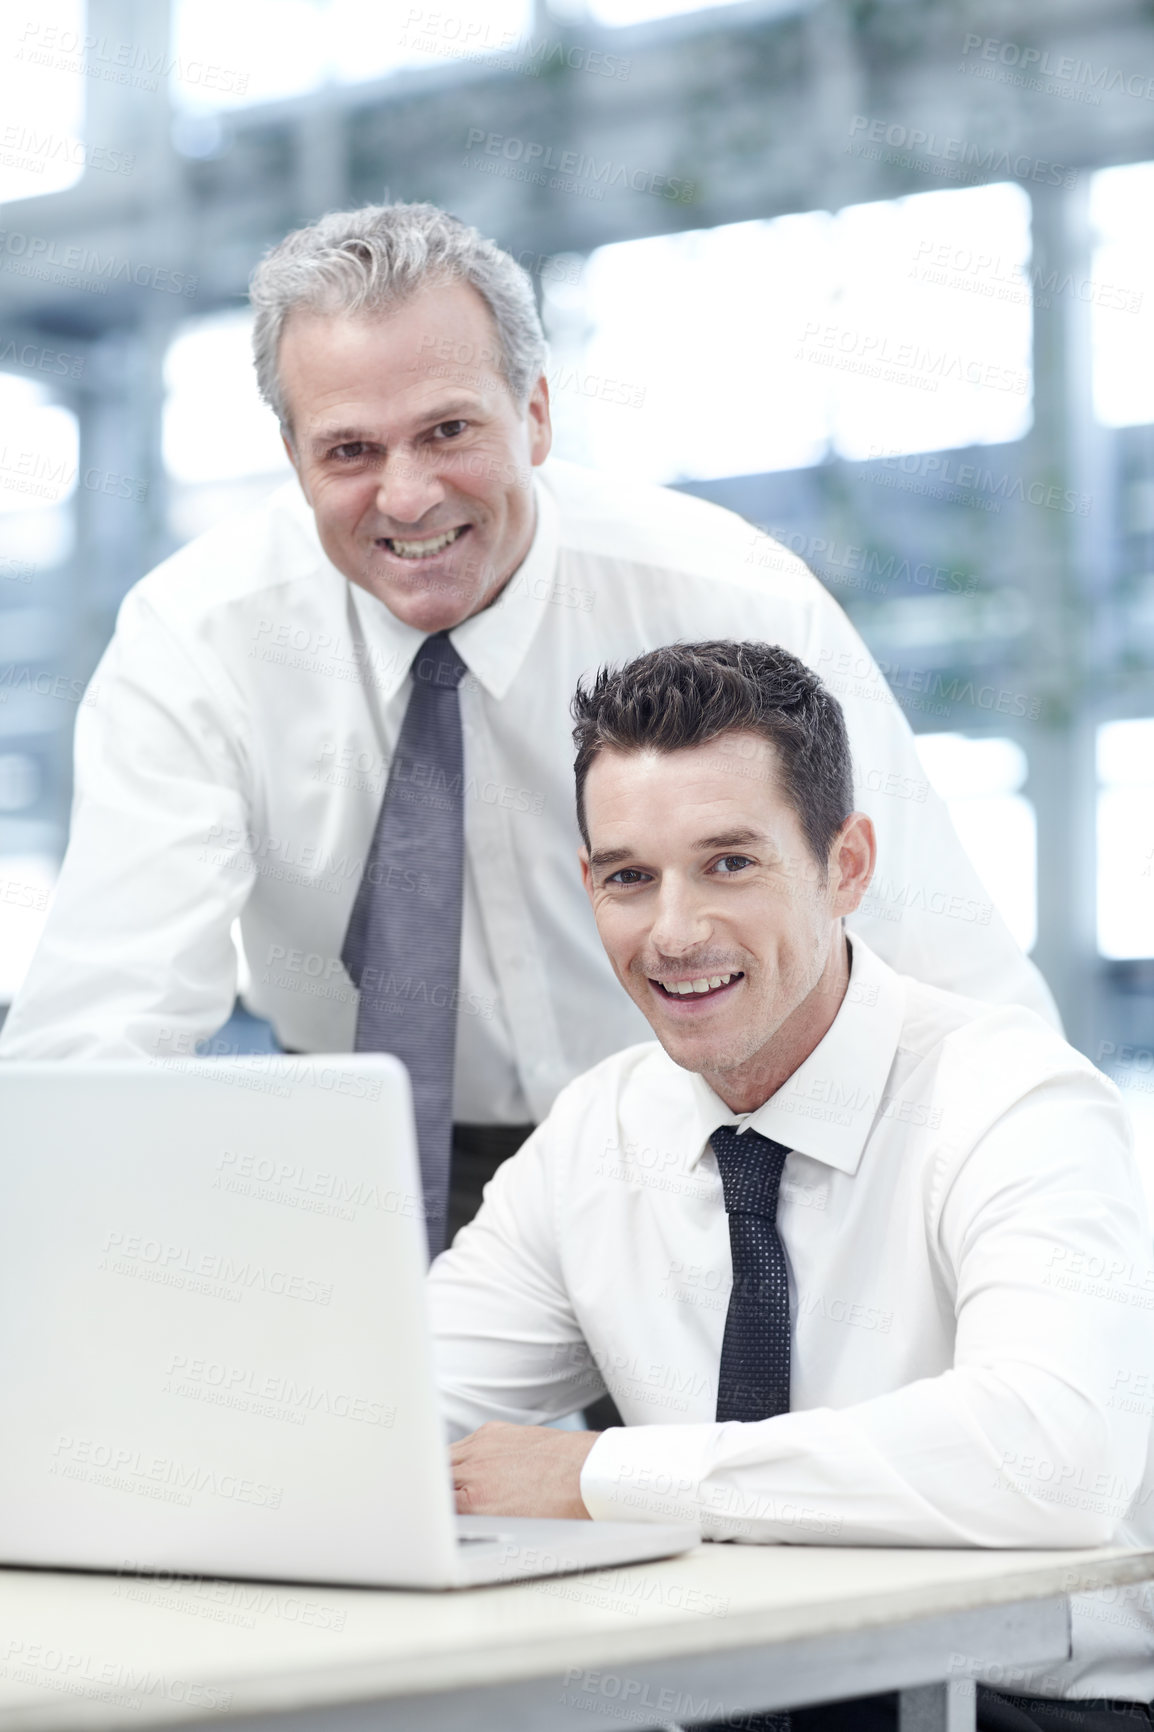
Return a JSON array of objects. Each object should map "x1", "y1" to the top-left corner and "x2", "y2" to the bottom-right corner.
[
  {"x1": 711, "y1": 1123, "x2": 792, "y2": 1426},
  {"x1": 689, "y1": 1123, "x2": 793, "y2": 1732}
]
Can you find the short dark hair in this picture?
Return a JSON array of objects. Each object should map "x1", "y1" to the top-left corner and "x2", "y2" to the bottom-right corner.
[{"x1": 571, "y1": 640, "x2": 854, "y2": 866}]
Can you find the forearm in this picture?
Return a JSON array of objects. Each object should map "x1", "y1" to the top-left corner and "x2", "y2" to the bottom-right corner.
[
  {"x1": 581, "y1": 1365, "x2": 1149, "y2": 1546},
  {"x1": 429, "y1": 1121, "x2": 605, "y2": 1432},
  {"x1": 0, "y1": 598, "x2": 251, "y2": 1059}
]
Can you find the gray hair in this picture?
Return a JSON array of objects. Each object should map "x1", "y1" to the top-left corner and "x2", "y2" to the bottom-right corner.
[{"x1": 249, "y1": 201, "x2": 548, "y2": 432}]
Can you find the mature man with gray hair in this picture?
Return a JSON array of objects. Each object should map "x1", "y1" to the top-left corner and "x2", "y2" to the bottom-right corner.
[{"x1": 0, "y1": 201, "x2": 1056, "y2": 1259}]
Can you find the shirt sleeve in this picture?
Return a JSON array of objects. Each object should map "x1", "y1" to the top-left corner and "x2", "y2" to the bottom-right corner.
[
  {"x1": 427, "y1": 1113, "x2": 606, "y2": 1440},
  {"x1": 581, "y1": 1074, "x2": 1153, "y2": 1546},
  {"x1": 0, "y1": 591, "x2": 252, "y2": 1058},
  {"x1": 793, "y1": 575, "x2": 1059, "y2": 1028}
]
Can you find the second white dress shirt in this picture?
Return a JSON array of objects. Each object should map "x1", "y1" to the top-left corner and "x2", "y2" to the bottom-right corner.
[{"x1": 429, "y1": 938, "x2": 1154, "y2": 1703}]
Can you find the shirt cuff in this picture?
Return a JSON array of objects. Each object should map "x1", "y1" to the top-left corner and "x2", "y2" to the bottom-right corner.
[{"x1": 580, "y1": 1422, "x2": 723, "y2": 1526}]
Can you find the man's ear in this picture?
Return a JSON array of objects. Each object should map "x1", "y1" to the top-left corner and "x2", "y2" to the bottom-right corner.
[
  {"x1": 527, "y1": 374, "x2": 552, "y2": 468},
  {"x1": 830, "y1": 813, "x2": 876, "y2": 917},
  {"x1": 283, "y1": 431, "x2": 313, "y2": 507},
  {"x1": 578, "y1": 846, "x2": 593, "y2": 903}
]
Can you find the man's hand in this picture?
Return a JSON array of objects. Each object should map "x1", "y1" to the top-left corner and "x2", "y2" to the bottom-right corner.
[{"x1": 451, "y1": 1422, "x2": 601, "y2": 1519}]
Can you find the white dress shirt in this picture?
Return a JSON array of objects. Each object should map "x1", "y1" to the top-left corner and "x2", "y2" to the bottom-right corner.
[
  {"x1": 0, "y1": 460, "x2": 1057, "y2": 1123},
  {"x1": 429, "y1": 938, "x2": 1154, "y2": 1704}
]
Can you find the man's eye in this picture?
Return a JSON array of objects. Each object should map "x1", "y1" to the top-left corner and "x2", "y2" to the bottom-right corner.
[
  {"x1": 714, "y1": 855, "x2": 754, "y2": 875},
  {"x1": 606, "y1": 868, "x2": 648, "y2": 886},
  {"x1": 434, "y1": 420, "x2": 467, "y2": 439},
  {"x1": 330, "y1": 442, "x2": 367, "y2": 461}
]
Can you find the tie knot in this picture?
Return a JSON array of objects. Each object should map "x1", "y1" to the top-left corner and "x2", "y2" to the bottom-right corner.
[
  {"x1": 411, "y1": 633, "x2": 468, "y2": 690},
  {"x1": 710, "y1": 1124, "x2": 790, "y2": 1219}
]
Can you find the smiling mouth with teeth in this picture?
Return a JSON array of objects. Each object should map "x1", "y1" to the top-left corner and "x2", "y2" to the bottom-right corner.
[
  {"x1": 380, "y1": 525, "x2": 469, "y2": 559},
  {"x1": 654, "y1": 972, "x2": 744, "y2": 999}
]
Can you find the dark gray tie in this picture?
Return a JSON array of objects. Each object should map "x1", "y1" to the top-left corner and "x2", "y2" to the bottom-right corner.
[
  {"x1": 342, "y1": 632, "x2": 467, "y2": 1258},
  {"x1": 691, "y1": 1124, "x2": 793, "y2": 1732}
]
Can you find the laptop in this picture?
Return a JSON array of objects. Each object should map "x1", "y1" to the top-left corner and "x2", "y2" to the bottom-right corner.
[{"x1": 0, "y1": 1056, "x2": 699, "y2": 1588}]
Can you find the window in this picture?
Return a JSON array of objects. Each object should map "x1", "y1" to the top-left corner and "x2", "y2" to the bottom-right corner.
[
  {"x1": 587, "y1": 0, "x2": 759, "y2": 23},
  {"x1": 913, "y1": 733, "x2": 1036, "y2": 952},
  {"x1": 831, "y1": 182, "x2": 1033, "y2": 462},
  {"x1": 0, "y1": 376, "x2": 75, "y2": 1004},
  {"x1": 1096, "y1": 718, "x2": 1154, "y2": 959},
  {"x1": 0, "y1": 0, "x2": 86, "y2": 203},
  {"x1": 1090, "y1": 161, "x2": 1154, "y2": 430},
  {"x1": 162, "y1": 310, "x2": 292, "y2": 540},
  {"x1": 169, "y1": 0, "x2": 534, "y2": 110},
  {"x1": 543, "y1": 182, "x2": 1033, "y2": 484},
  {"x1": 544, "y1": 213, "x2": 834, "y2": 483},
  {"x1": 0, "y1": 375, "x2": 78, "y2": 565}
]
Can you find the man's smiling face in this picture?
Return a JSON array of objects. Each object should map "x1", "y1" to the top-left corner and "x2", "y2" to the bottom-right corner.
[
  {"x1": 579, "y1": 732, "x2": 874, "y2": 1110},
  {"x1": 278, "y1": 277, "x2": 551, "y2": 634}
]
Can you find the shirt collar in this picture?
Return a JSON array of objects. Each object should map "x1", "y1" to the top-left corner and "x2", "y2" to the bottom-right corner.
[
  {"x1": 449, "y1": 474, "x2": 560, "y2": 702},
  {"x1": 680, "y1": 936, "x2": 907, "y2": 1177},
  {"x1": 287, "y1": 473, "x2": 559, "y2": 706}
]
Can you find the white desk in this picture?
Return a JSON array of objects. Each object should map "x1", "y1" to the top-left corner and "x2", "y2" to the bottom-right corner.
[{"x1": 1, "y1": 1545, "x2": 1151, "y2": 1732}]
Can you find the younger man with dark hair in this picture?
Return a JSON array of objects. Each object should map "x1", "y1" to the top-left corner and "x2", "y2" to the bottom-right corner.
[{"x1": 431, "y1": 641, "x2": 1154, "y2": 1730}]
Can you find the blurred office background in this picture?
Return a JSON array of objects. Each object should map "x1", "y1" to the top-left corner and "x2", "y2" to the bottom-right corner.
[{"x1": 0, "y1": 0, "x2": 1152, "y2": 1171}]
